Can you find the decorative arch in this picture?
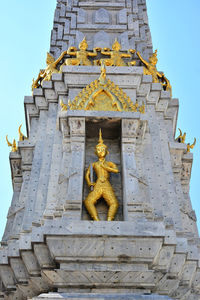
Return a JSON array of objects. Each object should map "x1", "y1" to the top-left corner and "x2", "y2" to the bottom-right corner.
[{"x1": 94, "y1": 8, "x2": 110, "y2": 24}]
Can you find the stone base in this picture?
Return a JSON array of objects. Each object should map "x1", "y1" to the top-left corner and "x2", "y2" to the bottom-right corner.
[{"x1": 31, "y1": 293, "x2": 174, "y2": 300}]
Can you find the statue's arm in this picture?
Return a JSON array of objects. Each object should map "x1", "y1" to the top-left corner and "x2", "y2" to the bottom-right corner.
[
  {"x1": 67, "y1": 47, "x2": 77, "y2": 56},
  {"x1": 101, "y1": 49, "x2": 111, "y2": 56},
  {"x1": 121, "y1": 53, "x2": 131, "y2": 58},
  {"x1": 88, "y1": 48, "x2": 101, "y2": 57},
  {"x1": 54, "y1": 50, "x2": 68, "y2": 66},
  {"x1": 136, "y1": 51, "x2": 148, "y2": 67},
  {"x1": 85, "y1": 164, "x2": 95, "y2": 186},
  {"x1": 102, "y1": 162, "x2": 118, "y2": 173}
]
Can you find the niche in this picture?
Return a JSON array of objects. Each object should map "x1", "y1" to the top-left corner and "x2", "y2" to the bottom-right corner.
[{"x1": 82, "y1": 118, "x2": 123, "y2": 221}]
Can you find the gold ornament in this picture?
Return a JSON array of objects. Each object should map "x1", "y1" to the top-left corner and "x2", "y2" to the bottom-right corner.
[
  {"x1": 136, "y1": 50, "x2": 172, "y2": 95},
  {"x1": 187, "y1": 138, "x2": 196, "y2": 153},
  {"x1": 100, "y1": 39, "x2": 136, "y2": 66},
  {"x1": 60, "y1": 37, "x2": 100, "y2": 68},
  {"x1": 60, "y1": 99, "x2": 68, "y2": 111},
  {"x1": 69, "y1": 63, "x2": 144, "y2": 112},
  {"x1": 175, "y1": 128, "x2": 186, "y2": 143},
  {"x1": 84, "y1": 129, "x2": 119, "y2": 221},
  {"x1": 32, "y1": 51, "x2": 67, "y2": 90},
  {"x1": 6, "y1": 135, "x2": 18, "y2": 152},
  {"x1": 18, "y1": 124, "x2": 27, "y2": 141}
]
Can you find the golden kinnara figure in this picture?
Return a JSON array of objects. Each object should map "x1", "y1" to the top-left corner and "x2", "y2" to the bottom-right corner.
[
  {"x1": 60, "y1": 37, "x2": 100, "y2": 68},
  {"x1": 84, "y1": 129, "x2": 119, "y2": 221},
  {"x1": 100, "y1": 39, "x2": 136, "y2": 66},
  {"x1": 137, "y1": 50, "x2": 171, "y2": 94},
  {"x1": 32, "y1": 51, "x2": 67, "y2": 90}
]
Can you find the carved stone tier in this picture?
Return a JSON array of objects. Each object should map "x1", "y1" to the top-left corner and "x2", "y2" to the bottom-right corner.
[{"x1": 1, "y1": 65, "x2": 199, "y2": 300}]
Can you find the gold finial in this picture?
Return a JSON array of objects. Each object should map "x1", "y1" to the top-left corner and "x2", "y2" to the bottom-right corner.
[
  {"x1": 187, "y1": 138, "x2": 196, "y2": 153},
  {"x1": 60, "y1": 99, "x2": 68, "y2": 111},
  {"x1": 6, "y1": 135, "x2": 18, "y2": 152},
  {"x1": 99, "y1": 61, "x2": 107, "y2": 84},
  {"x1": 18, "y1": 124, "x2": 27, "y2": 141},
  {"x1": 175, "y1": 128, "x2": 186, "y2": 143}
]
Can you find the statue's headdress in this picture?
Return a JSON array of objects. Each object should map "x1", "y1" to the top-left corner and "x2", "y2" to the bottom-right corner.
[
  {"x1": 95, "y1": 129, "x2": 109, "y2": 156},
  {"x1": 112, "y1": 39, "x2": 121, "y2": 51},
  {"x1": 79, "y1": 37, "x2": 88, "y2": 49},
  {"x1": 149, "y1": 50, "x2": 158, "y2": 64},
  {"x1": 46, "y1": 52, "x2": 55, "y2": 64}
]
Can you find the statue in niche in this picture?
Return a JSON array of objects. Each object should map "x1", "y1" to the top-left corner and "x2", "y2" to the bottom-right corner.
[
  {"x1": 136, "y1": 50, "x2": 172, "y2": 94},
  {"x1": 60, "y1": 37, "x2": 100, "y2": 68},
  {"x1": 32, "y1": 51, "x2": 67, "y2": 90},
  {"x1": 100, "y1": 39, "x2": 136, "y2": 66},
  {"x1": 84, "y1": 129, "x2": 119, "y2": 221}
]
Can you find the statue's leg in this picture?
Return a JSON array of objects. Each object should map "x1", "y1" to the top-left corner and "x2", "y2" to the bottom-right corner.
[
  {"x1": 66, "y1": 58, "x2": 80, "y2": 66},
  {"x1": 84, "y1": 188, "x2": 102, "y2": 221},
  {"x1": 103, "y1": 187, "x2": 119, "y2": 221}
]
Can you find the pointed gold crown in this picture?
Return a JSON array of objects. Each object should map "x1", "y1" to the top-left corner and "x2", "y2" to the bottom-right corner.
[
  {"x1": 98, "y1": 128, "x2": 104, "y2": 144},
  {"x1": 95, "y1": 129, "x2": 108, "y2": 154},
  {"x1": 79, "y1": 37, "x2": 88, "y2": 49},
  {"x1": 112, "y1": 39, "x2": 121, "y2": 50}
]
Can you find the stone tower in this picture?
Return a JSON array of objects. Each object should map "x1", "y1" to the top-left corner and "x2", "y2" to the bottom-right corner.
[{"x1": 1, "y1": 1, "x2": 200, "y2": 300}]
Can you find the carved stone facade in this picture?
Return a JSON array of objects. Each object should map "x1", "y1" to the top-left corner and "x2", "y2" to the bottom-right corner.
[{"x1": 0, "y1": 1, "x2": 199, "y2": 300}]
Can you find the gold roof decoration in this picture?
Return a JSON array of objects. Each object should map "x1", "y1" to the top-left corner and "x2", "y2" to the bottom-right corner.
[{"x1": 69, "y1": 63, "x2": 145, "y2": 113}]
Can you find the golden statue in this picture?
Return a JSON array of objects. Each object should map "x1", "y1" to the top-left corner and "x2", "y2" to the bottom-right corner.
[
  {"x1": 136, "y1": 50, "x2": 171, "y2": 94},
  {"x1": 175, "y1": 128, "x2": 186, "y2": 143},
  {"x1": 18, "y1": 124, "x2": 27, "y2": 141},
  {"x1": 187, "y1": 138, "x2": 196, "y2": 153},
  {"x1": 100, "y1": 39, "x2": 136, "y2": 66},
  {"x1": 84, "y1": 129, "x2": 119, "y2": 221},
  {"x1": 60, "y1": 37, "x2": 100, "y2": 67},
  {"x1": 32, "y1": 51, "x2": 67, "y2": 90},
  {"x1": 6, "y1": 135, "x2": 18, "y2": 152}
]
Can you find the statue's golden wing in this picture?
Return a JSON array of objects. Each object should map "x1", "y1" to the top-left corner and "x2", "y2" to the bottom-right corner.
[{"x1": 6, "y1": 135, "x2": 12, "y2": 147}]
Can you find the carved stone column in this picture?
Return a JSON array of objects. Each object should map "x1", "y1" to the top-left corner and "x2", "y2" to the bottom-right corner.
[
  {"x1": 121, "y1": 118, "x2": 140, "y2": 221},
  {"x1": 62, "y1": 117, "x2": 85, "y2": 220}
]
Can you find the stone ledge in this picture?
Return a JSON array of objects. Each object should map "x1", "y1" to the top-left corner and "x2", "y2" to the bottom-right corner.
[
  {"x1": 62, "y1": 66, "x2": 143, "y2": 75},
  {"x1": 39, "y1": 220, "x2": 166, "y2": 237},
  {"x1": 30, "y1": 293, "x2": 173, "y2": 300}
]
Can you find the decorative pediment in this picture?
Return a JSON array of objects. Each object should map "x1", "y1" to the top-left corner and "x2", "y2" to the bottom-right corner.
[{"x1": 69, "y1": 65, "x2": 145, "y2": 113}]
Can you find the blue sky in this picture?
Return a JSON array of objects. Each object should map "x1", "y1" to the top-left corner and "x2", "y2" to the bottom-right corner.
[{"x1": 0, "y1": 0, "x2": 200, "y2": 239}]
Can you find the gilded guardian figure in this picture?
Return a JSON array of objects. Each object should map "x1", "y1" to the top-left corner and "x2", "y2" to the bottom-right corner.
[{"x1": 84, "y1": 130, "x2": 119, "y2": 221}]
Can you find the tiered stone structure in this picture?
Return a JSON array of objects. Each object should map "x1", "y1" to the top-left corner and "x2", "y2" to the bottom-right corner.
[{"x1": 0, "y1": 1, "x2": 199, "y2": 300}]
